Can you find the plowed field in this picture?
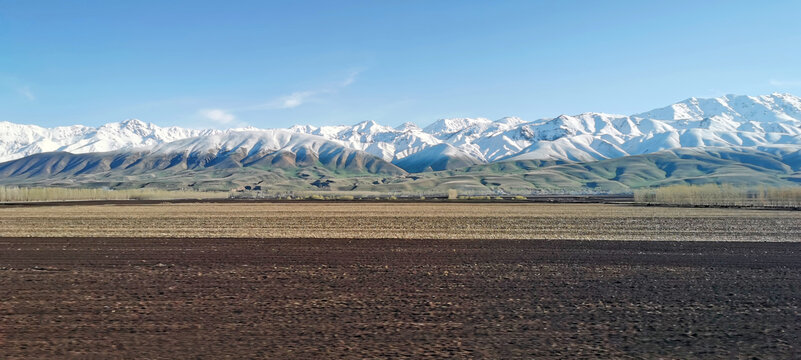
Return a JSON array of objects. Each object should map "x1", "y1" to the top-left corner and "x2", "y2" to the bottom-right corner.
[{"x1": 1, "y1": 203, "x2": 799, "y2": 358}]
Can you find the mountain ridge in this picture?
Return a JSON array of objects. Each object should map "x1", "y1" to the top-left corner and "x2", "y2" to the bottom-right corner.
[
  {"x1": 2, "y1": 93, "x2": 801, "y2": 176},
  {"x1": 0, "y1": 129, "x2": 406, "y2": 191},
  {"x1": 3, "y1": 146, "x2": 800, "y2": 193}
]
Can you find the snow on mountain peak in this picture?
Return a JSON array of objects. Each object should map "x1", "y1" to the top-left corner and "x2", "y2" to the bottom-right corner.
[
  {"x1": 635, "y1": 93, "x2": 801, "y2": 123},
  {"x1": 396, "y1": 122, "x2": 422, "y2": 132},
  {"x1": 3, "y1": 93, "x2": 801, "y2": 171},
  {"x1": 351, "y1": 120, "x2": 392, "y2": 134},
  {"x1": 0, "y1": 119, "x2": 216, "y2": 162},
  {"x1": 120, "y1": 118, "x2": 148, "y2": 128},
  {"x1": 422, "y1": 117, "x2": 493, "y2": 137}
]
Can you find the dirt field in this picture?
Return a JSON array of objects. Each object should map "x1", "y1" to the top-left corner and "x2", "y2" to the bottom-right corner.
[
  {"x1": 1, "y1": 203, "x2": 800, "y2": 358},
  {"x1": 1, "y1": 202, "x2": 801, "y2": 240}
]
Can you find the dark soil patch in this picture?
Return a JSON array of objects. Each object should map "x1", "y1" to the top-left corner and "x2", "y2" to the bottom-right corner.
[{"x1": 1, "y1": 238, "x2": 799, "y2": 358}]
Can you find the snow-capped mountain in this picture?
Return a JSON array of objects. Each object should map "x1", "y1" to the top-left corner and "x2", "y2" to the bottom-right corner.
[
  {"x1": 0, "y1": 129, "x2": 405, "y2": 181},
  {"x1": 2, "y1": 93, "x2": 801, "y2": 173},
  {"x1": 635, "y1": 93, "x2": 801, "y2": 123},
  {"x1": 289, "y1": 120, "x2": 442, "y2": 162},
  {"x1": 144, "y1": 129, "x2": 404, "y2": 175},
  {"x1": 0, "y1": 119, "x2": 220, "y2": 162},
  {"x1": 288, "y1": 94, "x2": 801, "y2": 166}
]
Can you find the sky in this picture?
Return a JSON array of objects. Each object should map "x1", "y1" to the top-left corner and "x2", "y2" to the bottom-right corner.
[{"x1": 1, "y1": 0, "x2": 800, "y2": 129}]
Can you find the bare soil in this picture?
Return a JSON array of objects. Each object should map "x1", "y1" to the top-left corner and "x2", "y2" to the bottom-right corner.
[
  {"x1": 2, "y1": 237, "x2": 800, "y2": 359},
  {"x1": 2, "y1": 202, "x2": 801, "y2": 241}
]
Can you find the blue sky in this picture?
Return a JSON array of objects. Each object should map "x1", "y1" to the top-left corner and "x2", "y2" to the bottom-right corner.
[{"x1": 1, "y1": 0, "x2": 800, "y2": 129}]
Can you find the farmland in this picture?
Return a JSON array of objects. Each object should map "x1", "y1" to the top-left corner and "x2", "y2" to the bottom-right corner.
[
  {"x1": 1, "y1": 202, "x2": 801, "y2": 358},
  {"x1": 1, "y1": 202, "x2": 801, "y2": 241}
]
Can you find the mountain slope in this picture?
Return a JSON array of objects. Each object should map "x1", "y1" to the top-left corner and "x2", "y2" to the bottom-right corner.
[
  {"x1": 392, "y1": 143, "x2": 482, "y2": 173},
  {"x1": 346, "y1": 146, "x2": 801, "y2": 194},
  {"x1": 2, "y1": 93, "x2": 801, "y2": 178},
  {"x1": 0, "y1": 130, "x2": 405, "y2": 189},
  {"x1": 3, "y1": 146, "x2": 800, "y2": 194}
]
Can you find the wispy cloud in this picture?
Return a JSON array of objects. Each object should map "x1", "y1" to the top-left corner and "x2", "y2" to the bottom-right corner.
[
  {"x1": 239, "y1": 70, "x2": 362, "y2": 111},
  {"x1": 17, "y1": 86, "x2": 35, "y2": 101},
  {"x1": 270, "y1": 90, "x2": 317, "y2": 109},
  {"x1": 340, "y1": 70, "x2": 359, "y2": 87},
  {"x1": 195, "y1": 71, "x2": 362, "y2": 127},
  {"x1": 769, "y1": 79, "x2": 801, "y2": 87},
  {"x1": 199, "y1": 108, "x2": 236, "y2": 124},
  {"x1": 0, "y1": 75, "x2": 36, "y2": 101}
]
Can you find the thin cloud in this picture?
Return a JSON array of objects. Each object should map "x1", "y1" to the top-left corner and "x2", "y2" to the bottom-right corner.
[
  {"x1": 769, "y1": 79, "x2": 801, "y2": 87},
  {"x1": 199, "y1": 108, "x2": 236, "y2": 124},
  {"x1": 340, "y1": 70, "x2": 360, "y2": 87},
  {"x1": 195, "y1": 71, "x2": 362, "y2": 126},
  {"x1": 17, "y1": 86, "x2": 35, "y2": 101},
  {"x1": 239, "y1": 71, "x2": 362, "y2": 111},
  {"x1": 272, "y1": 90, "x2": 317, "y2": 109}
]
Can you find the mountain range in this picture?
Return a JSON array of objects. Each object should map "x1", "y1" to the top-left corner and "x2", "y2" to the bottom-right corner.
[{"x1": 2, "y1": 93, "x2": 801, "y2": 193}]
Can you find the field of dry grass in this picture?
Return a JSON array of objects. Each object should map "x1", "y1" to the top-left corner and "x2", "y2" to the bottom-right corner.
[{"x1": 1, "y1": 202, "x2": 800, "y2": 241}]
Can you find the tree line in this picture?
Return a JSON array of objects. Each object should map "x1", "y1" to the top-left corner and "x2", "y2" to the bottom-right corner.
[
  {"x1": 0, "y1": 186, "x2": 228, "y2": 202},
  {"x1": 634, "y1": 184, "x2": 801, "y2": 207}
]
